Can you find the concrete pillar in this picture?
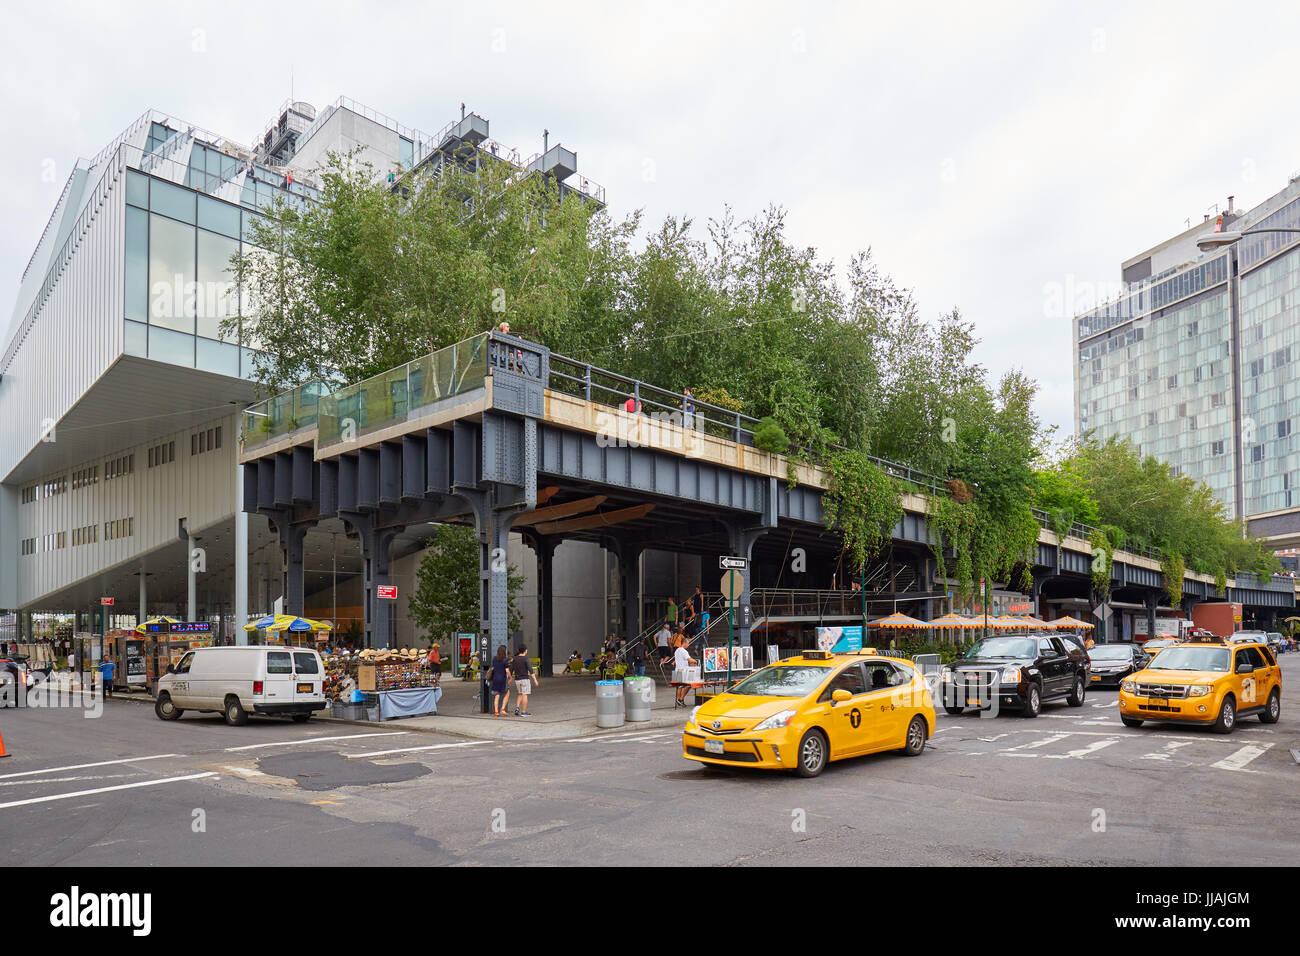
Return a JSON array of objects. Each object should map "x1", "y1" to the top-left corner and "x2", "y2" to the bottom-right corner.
[
  {"x1": 479, "y1": 512, "x2": 516, "y2": 661},
  {"x1": 354, "y1": 521, "x2": 398, "y2": 650},
  {"x1": 187, "y1": 533, "x2": 197, "y2": 622},
  {"x1": 138, "y1": 567, "x2": 147, "y2": 623},
  {"x1": 235, "y1": 463, "x2": 248, "y2": 644},
  {"x1": 1146, "y1": 591, "x2": 1159, "y2": 646}
]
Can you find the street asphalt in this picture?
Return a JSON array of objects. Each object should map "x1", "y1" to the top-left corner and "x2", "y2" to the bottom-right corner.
[{"x1": 2, "y1": 655, "x2": 1297, "y2": 866}]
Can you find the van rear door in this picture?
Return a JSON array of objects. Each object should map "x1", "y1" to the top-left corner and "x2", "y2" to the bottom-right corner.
[
  {"x1": 292, "y1": 650, "x2": 322, "y2": 706},
  {"x1": 263, "y1": 650, "x2": 296, "y2": 706}
]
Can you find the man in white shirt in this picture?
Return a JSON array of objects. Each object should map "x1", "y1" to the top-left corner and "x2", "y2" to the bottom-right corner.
[
  {"x1": 672, "y1": 642, "x2": 697, "y2": 707},
  {"x1": 655, "y1": 622, "x2": 672, "y2": 663}
]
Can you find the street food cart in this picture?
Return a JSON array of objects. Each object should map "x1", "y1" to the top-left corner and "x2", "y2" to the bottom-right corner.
[{"x1": 242, "y1": 614, "x2": 333, "y2": 647}]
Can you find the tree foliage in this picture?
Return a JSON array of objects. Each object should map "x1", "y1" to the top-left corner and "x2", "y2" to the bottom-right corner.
[{"x1": 407, "y1": 525, "x2": 523, "y2": 642}]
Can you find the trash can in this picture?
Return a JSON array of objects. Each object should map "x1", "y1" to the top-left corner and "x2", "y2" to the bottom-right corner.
[
  {"x1": 595, "y1": 680, "x2": 625, "y2": 729},
  {"x1": 624, "y1": 676, "x2": 655, "y2": 722}
]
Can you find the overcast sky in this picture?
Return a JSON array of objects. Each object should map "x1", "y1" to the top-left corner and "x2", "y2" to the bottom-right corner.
[{"x1": 4, "y1": 0, "x2": 1300, "y2": 438}]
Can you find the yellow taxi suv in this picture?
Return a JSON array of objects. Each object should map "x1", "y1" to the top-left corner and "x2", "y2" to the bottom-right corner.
[
  {"x1": 1117, "y1": 634, "x2": 1281, "y2": 734},
  {"x1": 682, "y1": 649, "x2": 937, "y2": 777}
]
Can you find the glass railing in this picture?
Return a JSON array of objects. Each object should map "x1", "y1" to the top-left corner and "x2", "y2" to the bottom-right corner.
[
  {"x1": 241, "y1": 380, "x2": 328, "y2": 449},
  {"x1": 317, "y1": 333, "x2": 489, "y2": 448}
]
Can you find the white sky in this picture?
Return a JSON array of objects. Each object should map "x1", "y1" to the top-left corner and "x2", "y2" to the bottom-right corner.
[{"x1": 4, "y1": 0, "x2": 1300, "y2": 438}]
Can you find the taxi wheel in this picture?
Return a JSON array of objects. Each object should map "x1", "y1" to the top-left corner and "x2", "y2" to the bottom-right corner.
[
  {"x1": 902, "y1": 716, "x2": 927, "y2": 756},
  {"x1": 154, "y1": 693, "x2": 183, "y2": 721},
  {"x1": 224, "y1": 695, "x2": 249, "y2": 727},
  {"x1": 1210, "y1": 695, "x2": 1235, "y2": 735},
  {"x1": 1066, "y1": 676, "x2": 1086, "y2": 707},
  {"x1": 1121, "y1": 716, "x2": 1144, "y2": 728},
  {"x1": 1260, "y1": 689, "x2": 1280, "y2": 724},
  {"x1": 1021, "y1": 682, "x2": 1042, "y2": 718},
  {"x1": 795, "y1": 729, "x2": 828, "y2": 778}
]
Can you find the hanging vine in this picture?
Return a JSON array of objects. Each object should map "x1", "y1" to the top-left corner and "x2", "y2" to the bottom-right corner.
[
  {"x1": 1162, "y1": 551, "x2": 1186, "y2": 607},
  {"x1": 929, "y1": 493, "x2": 1038, "y2": 606},
  {"x1": 823, "y1": 450, "x2": 904, "y2": 572},
  {"x1": 1089, "y1": 528, "x2": 1113, "y2": 601}
]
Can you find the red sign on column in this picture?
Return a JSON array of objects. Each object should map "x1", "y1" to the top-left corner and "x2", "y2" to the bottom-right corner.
[
  {"x1": 100, "y1": 597, "x2": 115, "y2": 606},
  {"x1": 376, "y1": 585, "x2": 398, "y2": 600}
]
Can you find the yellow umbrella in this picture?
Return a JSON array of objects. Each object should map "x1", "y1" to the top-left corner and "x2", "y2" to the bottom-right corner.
[
  {"x1": 988, "y1": 615, "x2": 1046, "y2": 629},
  {"x1": 1050, "y1": 616, "x2": 1096, "y2": 629},
  {"x1": 928, "y1": 613, "x2": 982, "y2": 628},
  {"x1": 869, "y1": 612, "x2": 929, "y2": 628},
  {"x1": 135, "y1": 615, "x2": 183, "y2": 634},
  {"x1": 242, "y1": 614, "x2": 333, "y2": 633}
]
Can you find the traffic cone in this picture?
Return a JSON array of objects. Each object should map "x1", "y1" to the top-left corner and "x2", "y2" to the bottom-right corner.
[{"x1": 0, "y1": 728, "x2": 8, "y2": 758}]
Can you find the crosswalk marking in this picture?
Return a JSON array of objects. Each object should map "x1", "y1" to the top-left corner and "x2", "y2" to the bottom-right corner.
[
  {"x1": 0, "y1": 753, "x2": 181, "y2": 781},
  {"x1": 1211, "y1": 744, "x2": 1272, "y2": 773},
  {"x1": 226, "y1": 732, "x2": 408, "y2": 752},
  {"x1": 1001, "y1": 733, "x2": 1071, "y2": 753},
  {"x1": 0, "y1": 772, "x2": 218, "y2": 811},
  {"x1": 345, "y1": 740, "x2": 492, "y2": 759},
  {"x1": 1141, "y1": 741, "x2": 1194, "y2": 761},
  {"x1": 1043, "y1": 738, "x2": 1119, "y2": 759}
]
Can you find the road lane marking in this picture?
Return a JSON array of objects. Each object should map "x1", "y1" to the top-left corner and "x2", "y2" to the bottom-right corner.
[
  {"x1": 1211, "y1": 744, "x2": 1272, "y2": 772},
  {"x1": 1043, "y1": 738, "x2": 1119, "y2": 759},
  {"x1": 1091, "y1": 700, "x2": 1117, "y2": 708},
  {"x1": 0, "y1": 774, "x2": 132, "y2": 788},
  {"x1": 1001, "y1": 733, "x2": 1071, "y2": 753},
  {"x1": 0, "y1": 754, "x2": 181, "y2": 781},
  {"x1": 0, "y1": 772, "x2": 218, "y2": 810},
  {"x1": 346, "y1": 740, "x2": 492, "y2": 759},
  {"x1": 1142, "y1": 741, "x2": 1194, "y2": 761},
  {"x1": 225, "y1": 732, "x2": 409, "y2": 752}
]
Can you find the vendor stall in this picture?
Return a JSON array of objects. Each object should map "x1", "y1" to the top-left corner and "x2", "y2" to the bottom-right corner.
[
  {"x1": 325, "y1": 648, "x2": 442, "y2": 719},
  {"x1": 242, "y1": 614, "x2": 332, "y2": 647}
]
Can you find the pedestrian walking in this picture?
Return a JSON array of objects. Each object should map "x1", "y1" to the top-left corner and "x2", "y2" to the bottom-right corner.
[
  {"x1": 511, "y1": 646, "x2": 538, "y2": 716},
  {"x1": 672, "y1": 641, "x2": 697, "y2": 707},
  {"x1": 426, "y1": 642, "x2": 442, "y2": 679},
  {"x1": 666, "y1": 597, "x2": 678, "y2": 629},
  {"x1": 67, "y1": 650, "x2": 77, "y2": 674},
  {"x1": 98, "y1": 655, "x2": 115, "y2": 699},
  {"x1": 630, "y1": 640, "x2": 647, "y2": 678},
  {"x1": 682, "y1": 388, "x2": 695, "y2": 430},
  {"x1": 655, "y1": 620, "x2": 672, "y2": 662},
  {"x1": 489, "y1": 646, "x2": 512, "y2": 717}
]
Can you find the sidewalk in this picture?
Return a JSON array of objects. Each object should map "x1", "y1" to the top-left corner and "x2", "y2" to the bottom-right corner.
[{"x1": 105, "y1": 670, "x2": 691, "y2": 742}]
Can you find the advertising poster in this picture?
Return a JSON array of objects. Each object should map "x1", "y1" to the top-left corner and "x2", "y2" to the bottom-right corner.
[
  {"x1": 816, "y1": 625, "x2": 863, "y2": 653},
  {"x1": 703, "y1": 646, "x2": 730, "y2": 673}
]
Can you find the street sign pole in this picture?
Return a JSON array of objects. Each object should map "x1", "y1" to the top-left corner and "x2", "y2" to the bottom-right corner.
[{"x1": 727, "y1": 602, "x2": 733, "y2": 686}]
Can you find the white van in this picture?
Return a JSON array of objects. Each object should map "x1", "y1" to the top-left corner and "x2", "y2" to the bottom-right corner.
[{"x1": 155, "y1": 646, "x2": 328, "y2": 726}]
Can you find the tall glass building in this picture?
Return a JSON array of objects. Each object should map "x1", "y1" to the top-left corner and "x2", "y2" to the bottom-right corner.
[
  {"x1": 0, "y1": 97, "x2": 607, "y2": 644},
  {"x1": 1074, "y1": 178, "x2": 1300, "y2": 548}
]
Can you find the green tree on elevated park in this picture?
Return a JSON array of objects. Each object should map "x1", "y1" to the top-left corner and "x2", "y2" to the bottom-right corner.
[
  {"x1": 407, "y1": 525, "x2": 523, "y2": 645},
  {"x1": 1036, "y1": 435, "x2": 1278, "y2": 582}
]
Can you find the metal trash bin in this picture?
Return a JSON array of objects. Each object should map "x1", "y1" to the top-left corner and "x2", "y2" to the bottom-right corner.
[
  {"x1": 624, "y1": 676, "x2": 655, "y2": 722},
  {"x1": 595, "y1": 679, "x2": 625, "y2": 728}
]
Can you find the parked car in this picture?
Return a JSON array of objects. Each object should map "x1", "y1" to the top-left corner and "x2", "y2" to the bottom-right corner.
[
  {"x1": 1055, "y1": 632, "x2": 1093, "y2": 680},
  {"x1": 1086, "y1": 643, "x2": 1149, "y2": 688},
  {"x1": 940, "y1": 633, "x2": 1089, "y2": 718},
  {"x1": 0, "y1": 653, "x2": 33, "y2": 702},
  {"x1": 155, "y1": 645, "x2": 329, "y2": 726}
]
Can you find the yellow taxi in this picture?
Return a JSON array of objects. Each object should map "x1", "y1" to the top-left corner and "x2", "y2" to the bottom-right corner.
[
  {"x1": 682, "y1": 649, "x2": 936, "y2": 777},
  {"x1": 1118, "y1": 633, "x2": 1282, "y2": 733}
]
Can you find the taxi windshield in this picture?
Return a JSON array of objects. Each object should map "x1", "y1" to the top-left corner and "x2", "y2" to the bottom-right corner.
[
  {"x1": 729, "y1": 665, "x2": 830, "y2": 698},
  {"x1": 1148, "y1": 646, "x2": 1230, "y2": 672},
  {"x1": 964, "y1": 637, "x2": 1037, "y2": 659}
]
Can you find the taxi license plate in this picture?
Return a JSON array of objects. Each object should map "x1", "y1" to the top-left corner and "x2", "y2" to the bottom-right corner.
[
  {"x1": 966, "y1": 697, "x2": 983, "y2": 707},
  {"x1": 704, "y1": 739, "x2": 725, "y2": 755},
  {"x1": 1090, "y1": 675, "x2": 1101, "y2": 682},
  {"x1": 297, "y1": 683, "x2": 312, "y2": 693}
]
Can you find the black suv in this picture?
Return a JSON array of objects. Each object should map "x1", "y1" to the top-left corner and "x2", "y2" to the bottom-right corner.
[{"x1": 940, "y1": 633, "x2": 1089, "y2": 717}]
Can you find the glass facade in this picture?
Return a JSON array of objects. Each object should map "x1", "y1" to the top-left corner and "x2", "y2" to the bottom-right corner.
[
  {"x1": 124, "y1": 165, "x2": 276, "y2": 378},
  {"x1": 1239, "y1": 245, "x2": 1300, "y2": 514},
  {"x1": 1077, "y1": 285, "x2": 1236, "y2": 513}
]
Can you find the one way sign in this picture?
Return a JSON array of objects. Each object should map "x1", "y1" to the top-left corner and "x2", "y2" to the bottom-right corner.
[{"x1": 720, "y1": 556, "x2": 747, "y2": 570}]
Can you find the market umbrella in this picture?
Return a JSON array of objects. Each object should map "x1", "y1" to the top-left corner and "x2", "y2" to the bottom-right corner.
[
  {"x1": 927, "y1": 613, "x2": 982, "y2": 628},
  {"x1": 868, "y1": 612, "x2": 929, "y2": 629},
  {"x1": 1049, "y1": 616, "x2": 1096, "y2": 629},
  {"x1": 988, "y1": 615, "x2": 1046, "y2": 629},
  {"x1": 135, "y1": 615, "x2": 183, "y2": 634},
  {"x1": 242, "y1": 614, "x2": 333, "y2": 633}
]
